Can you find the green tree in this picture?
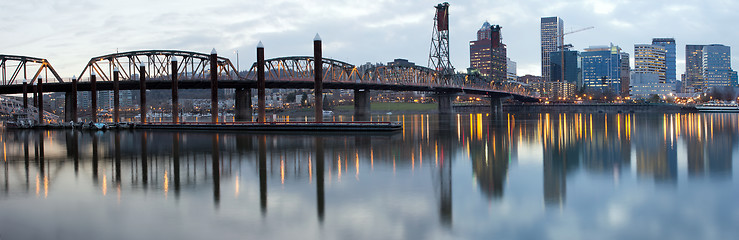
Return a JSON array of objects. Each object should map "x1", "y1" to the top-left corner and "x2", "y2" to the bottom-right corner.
[
  {"x1": 286, "y1": 92, "x2": 297, "y2": 103},
  {"x1": 647, "y1": 94, "x2": 661, "y2": 103},
  {"x1": 301, "y1": 92, "x2": 308, "y2": 106}
]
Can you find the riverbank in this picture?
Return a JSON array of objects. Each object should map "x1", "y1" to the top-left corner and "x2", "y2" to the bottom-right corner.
[
  {"x1": 456, "y1": 103, "x2": 697, "y2": 113},
  {"x1": 326, "y1": 102, "x2": 698, "y2": 114}
]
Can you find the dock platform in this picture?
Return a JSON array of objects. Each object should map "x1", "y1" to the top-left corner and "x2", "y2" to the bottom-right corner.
[
  {"x1": 134, "y1": 121, "x2": 403, "y2": 132},
  {"x1": 26, "y1": 121, "x2": 403, "y2": 132}
]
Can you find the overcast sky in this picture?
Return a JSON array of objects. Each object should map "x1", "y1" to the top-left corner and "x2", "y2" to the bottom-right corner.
[{"x1": 1, "y1": 0, "x2": 738, "y2": 80}]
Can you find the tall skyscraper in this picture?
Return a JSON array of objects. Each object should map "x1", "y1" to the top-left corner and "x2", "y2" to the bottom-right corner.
[
  {"x1": 582, "y1": 45, "x2": 621, "y2": 93},
  {"x1": 634, "y1": 44, "x2": 667, "y2": 82},
  {"x1": 652, "y1": 38, "x2": 676, "y2": 83},
  {"x1": 470, "y1": 21, "x2": 507, "y2": 82},
  {"x1": 702, "y1": 44, "x2": 732, "y2": 88},
  {"x1": 541, "y1": 17, "x2": 564, "y2": 82},
  {"x1": 685, "y1": 45, "x2": 705, "y2": 92},
  {"x1": 550, "y1": 49, "x2": 582, "y2": 88},
  {"x1": 619, "y1": 52, "x2": 631, "y2": 96}
]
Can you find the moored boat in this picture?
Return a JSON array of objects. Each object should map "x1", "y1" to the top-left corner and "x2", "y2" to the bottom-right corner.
[{"x1": 696, "y1": 102, "x2": 739, "y2": 112}]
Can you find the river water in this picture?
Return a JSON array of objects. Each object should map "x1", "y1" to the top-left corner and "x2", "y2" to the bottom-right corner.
[{"x1": 0, "y1": 113, "x2": 737, "y2": 239}]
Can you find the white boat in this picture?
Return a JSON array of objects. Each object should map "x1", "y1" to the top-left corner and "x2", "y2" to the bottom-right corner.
[
  {"x1": 322, "y1": 110, "x2": 334, "y2": 116},
  {"x1": 696, "y1": 102, "x2": 739, "y2": 112}
]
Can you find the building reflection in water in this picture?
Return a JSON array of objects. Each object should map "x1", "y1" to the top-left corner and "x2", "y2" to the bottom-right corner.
[
  {"x1": 0, "y1": 112, "x2": 736, "y2": 228},
  {"x1": 634, "y1": 114, "x2": 677, "y2": 183},
  {"x1": 683, "y1": 114, "x2": 735, "y2": 179},
  {"x1": 470, "y1": 113, "x2": 510, "y2": 201}
]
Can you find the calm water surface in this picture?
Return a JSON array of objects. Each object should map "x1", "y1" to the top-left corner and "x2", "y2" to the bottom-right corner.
[{"x1": 0, "y1": 113, "x2": 738, "y2": 239}]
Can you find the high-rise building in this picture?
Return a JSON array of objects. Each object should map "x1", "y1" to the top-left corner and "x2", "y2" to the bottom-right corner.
[
  {"x1": 634, "y1": 44, "x2": 667, "y2": 82},
  {"x1": 507, "y1": 57, "x2": 517, "y2": 81},
  {"x1": 469, "y1": 21, "x2": 507, "y2": 82},
  {"x1": 550, "y1": 49, "x2": 582, "y2": 88},
  {"x1": 582, "y1": 45, "x2": 621, "y2": 93},
  {"x1": 652, "y1": 38, "x2": 676, "y2": 83},
  {"x1": 98, "y1": 90, "x2": 114, "y2": 111},
  {"x1": 630, "y1": 72, "x2": 673, "y2": 98},
  {"x1": 619, "y1": 52, "x2": 631, "y2": 96},
  {"x1": 702, "y1": 44, "x2": 733, "y2": 88},
  {"x1": 685, "y1": 45, "x2": 705, "y2": 92},
  {"x1": 541, "y1": 17, "x2": 564, "y2": 82}
]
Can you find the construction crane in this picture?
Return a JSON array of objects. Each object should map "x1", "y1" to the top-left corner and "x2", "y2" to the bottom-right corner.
[{"x1": 553, "y1": 26, "x2": 594, "y2": 84}]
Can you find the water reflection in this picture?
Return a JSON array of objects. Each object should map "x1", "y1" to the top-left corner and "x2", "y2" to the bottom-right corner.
[{"x1": 0, "y1": 112, "x2": 737, "y2": 239}]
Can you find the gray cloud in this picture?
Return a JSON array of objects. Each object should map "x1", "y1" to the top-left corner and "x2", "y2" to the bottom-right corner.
[{"x1": 1, "y1": 0, "x2": 737, "y2": 79}]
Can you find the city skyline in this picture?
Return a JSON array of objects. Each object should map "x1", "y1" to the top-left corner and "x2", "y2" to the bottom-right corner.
[{"x1": 1, "y1": 0, "x2": 738, "y2": 79}]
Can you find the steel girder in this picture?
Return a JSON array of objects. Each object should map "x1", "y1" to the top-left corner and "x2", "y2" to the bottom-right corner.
[
  {"x1": 0, "y1": 55, "x2": 64, "y2": 85},
  {"x1": 246, "y1": 56, "x2": 361, "y2": 83},
  {"x1": 76, "y1": 50, "x2": 240, "y2": 82},
  {"x1": 361, "y1": 65, "x2": 441, "y2": 86}
]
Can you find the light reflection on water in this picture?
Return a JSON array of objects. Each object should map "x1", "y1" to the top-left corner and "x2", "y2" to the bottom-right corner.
[{"x1": 0, "y1": 112, "x2": 737, "y2": 239}]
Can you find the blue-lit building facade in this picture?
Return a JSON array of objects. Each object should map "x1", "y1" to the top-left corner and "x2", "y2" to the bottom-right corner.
[
  {"x1": 702, "y1": 44, "x2": 734, "y2": 87},
  {"x1": 652, "y1": 38, "x2": 676, "y2": 84},
  {"x1": 550, "y1": 50, "x2": 582, "y2": 88},
  {"x1": 582, "y1": 46, "x2": 621, "y2": 93}
]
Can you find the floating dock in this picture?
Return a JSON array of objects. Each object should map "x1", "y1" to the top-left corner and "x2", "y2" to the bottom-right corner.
[
  {"x1": 135, "y1": 121, "x2": 403, "y2": 132},
  {"x1": 25, "y1": 121, "x2": 403, "y2": 132}
]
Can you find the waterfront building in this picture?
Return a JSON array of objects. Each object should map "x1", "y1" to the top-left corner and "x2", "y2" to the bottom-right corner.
[
  {"x1": 549, "y1": 49, "x2": 582, "y2": 90},
  {"x1": 630, "y1": 72, "x2": 673, "y2": 98},
  {"x1": 507, "y1": 57, "x2": 517, "y2": 81},
  {"x1": 541, "y1": 17, "x2": 564, "y2": 82},
  {"x1": 634, "y1": 44, "x2": 667, "y2": 83},
  {"x1": 685, "y1": 45, "x2": 705, "y2": 92},
  {"x1": 702, "y1": 44, "x2": 733, "y2": 88},
  {"x1": 652, "y1": 38, "x2": 677, "y2": 84},
  {"x1": 620, "y1": 52, "x2": 631, "y2": 96},
  {"x1": 98, "y1": 90, "x2": 114, "y2": 111},
  {"x1": 470, "y1": 21, "x2": 507, "y2": 82},
  {"x1": 77, "y1": 91, "x2": 91, "y2": 110},
  {"x1": 581, "y1": 45, "x2": 621, "y2": 94},
  {"x1": 532, "y1": 81, "x2": 575, "y2": 100}
]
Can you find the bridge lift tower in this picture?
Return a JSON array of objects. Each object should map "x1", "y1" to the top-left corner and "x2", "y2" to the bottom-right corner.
[{"x1": 428, "y1": 2, "x2": 454, "y2": 77}]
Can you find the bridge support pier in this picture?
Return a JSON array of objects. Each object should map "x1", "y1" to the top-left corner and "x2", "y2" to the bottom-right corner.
[
  {"x1": 37, "y1": 78, "x2": 43, "y2": 124},
  {"x1": 68, "y1": 77, "x2": 78, "y2": 122},
  {"x1": 171, "y1": 58, "x2": 179, "y2": 123},
  {"x1": 91, "y1": 72, "x2": 97, "y2": 122},
  {"x1": 235, "y1": 88, "x2": 252, "y2": 122},
  {"x1": 354, "y1": 89, "x2": 370, "y2": 121},
  {"x1": 139, "y1": 64, "x2": 147, "y2": 123},
  {"x1": 210, "y1": 49, "x2": 219, "y2": 123},
  {"x1": 491, "y1": 97, "x2": 503, "y2": 114},
  {"x1": 65, "y1": 91, "x2": 76, "y2": 122},
  {"x1": 257, "y1": 42, "x2": 266, "y2": 122},
  {"x1": 22, "y1": 79, "x2": 27, "y2": 110},
  {"x1": 436, "y1": 93, "x2": 454, "y2": 114},
  {"x1": 314, "y1": 34, "x2": 323, "y2": 122},
  {"x1": 113, "y1": 68, "x2": 120, "y2": 123}
]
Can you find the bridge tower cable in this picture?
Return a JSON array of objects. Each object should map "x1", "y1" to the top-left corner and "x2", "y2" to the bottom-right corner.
[{"x1": 428, "y1": 2, "x2": 454, "y2": 78}]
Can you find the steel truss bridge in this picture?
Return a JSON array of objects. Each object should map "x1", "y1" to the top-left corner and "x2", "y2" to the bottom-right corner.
[{"x1": 0, "y1": 50, "x2": 538, "y2": 121}]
